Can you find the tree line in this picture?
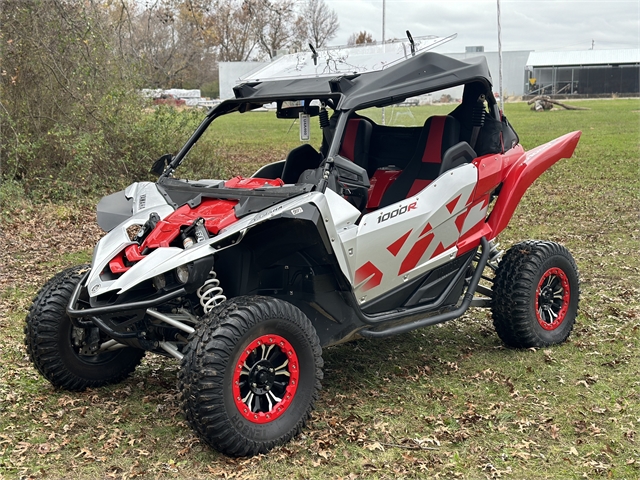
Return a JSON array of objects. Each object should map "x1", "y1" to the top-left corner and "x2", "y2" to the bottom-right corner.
[{"x1": 0, "y1": 0, "x2": 339, "y2": 201}]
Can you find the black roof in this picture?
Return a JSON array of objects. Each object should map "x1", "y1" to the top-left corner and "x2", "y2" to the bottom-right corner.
[{"x1": 223, "y1": 51, "x2": 493, "y2": 112}]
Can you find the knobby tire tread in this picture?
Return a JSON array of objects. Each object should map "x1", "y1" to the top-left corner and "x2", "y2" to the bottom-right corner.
[
  {"x1": 491, "y1": 240, "x2": 579, "y2": 348},
  {"x1": 178, "y1": 295, "x2": 323, "y2": 457},
  {"x1": 25, "y1": 265, "x2": 144, "y2": 391}
]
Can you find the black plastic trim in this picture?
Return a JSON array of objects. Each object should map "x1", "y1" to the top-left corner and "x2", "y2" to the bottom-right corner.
[
  {"x1": 156, "y1": 178, "x2": 313, "y2": 218},
  {"x1": 439, "y1": 141, "x2": 477, "y2": 176}
]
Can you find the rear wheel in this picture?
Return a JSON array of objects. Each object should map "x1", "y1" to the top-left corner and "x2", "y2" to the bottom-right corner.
[
  {"x1": 25, "y1": 265, "x2": 145, "y2": 391},
  {"x1": 179, "y1": 296, "x2": 323, "y2": 457},
  {"x1": 491, "y1": 241, "x2": 579, "y2": 348}
]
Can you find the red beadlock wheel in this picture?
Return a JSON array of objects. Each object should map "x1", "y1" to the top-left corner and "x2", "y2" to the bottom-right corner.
[
  {"x1": 179, "y1": 296, "x2": 323, "y2": 457},
  {"x1": 492, "y1": 241, "x2": 580, "y2": 348},
  {"x1": 232, "y1": 334, "x2": 300, "y2": 424},
  {"x1": 535, "y1": 267, "x2": 571, "y2": 331}
]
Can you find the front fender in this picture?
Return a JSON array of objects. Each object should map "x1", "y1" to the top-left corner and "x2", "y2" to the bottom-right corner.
[{"x1": 488, "y1": 131, "x2": 581, "y2": 237}]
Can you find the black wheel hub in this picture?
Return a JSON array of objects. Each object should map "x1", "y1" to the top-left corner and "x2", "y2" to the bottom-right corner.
[
  {"x1": 537, "y1": 275, "x2": 563, "y2": 318},
  {"x1": 248, "y1": 360, "x2": 276, "y2": 395},
  {"x1": 540, "y1": 285, "x2": 555, "y2": 304}
]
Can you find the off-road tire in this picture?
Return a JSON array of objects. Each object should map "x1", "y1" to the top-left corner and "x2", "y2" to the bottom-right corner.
[
  {"x1": 491, "y1": 241, "x2": 579, "y2": 348},
  {"x1": 25, "y1": 265, "x2": 145, "y2": 391},
  {"x1": 179, "y1": 296, "x2": 323, "y2": 457}
]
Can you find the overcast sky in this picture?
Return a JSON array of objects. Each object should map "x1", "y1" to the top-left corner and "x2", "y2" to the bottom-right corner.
[{"x1": 323, "y1": 0, "x2": 639, "y2": 53}]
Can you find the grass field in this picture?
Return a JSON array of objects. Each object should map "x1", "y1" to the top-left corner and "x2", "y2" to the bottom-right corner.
[{"x1": 1, "y1": 99, "x2": 639, "y2": 479}]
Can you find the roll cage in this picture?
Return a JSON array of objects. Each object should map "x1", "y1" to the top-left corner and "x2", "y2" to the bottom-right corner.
[{"x1": 158, "y1": 51, "x2": 500, "y2": 189}]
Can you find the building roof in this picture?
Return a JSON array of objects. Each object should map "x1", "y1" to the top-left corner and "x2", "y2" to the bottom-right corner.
[{"x1": 526, "y1": 49, "x2": 640, "y2": 67}]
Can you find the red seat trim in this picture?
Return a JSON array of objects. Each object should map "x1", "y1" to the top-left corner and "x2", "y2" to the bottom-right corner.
[
  {"x1": 339, "y1": 120, "x2": 360, "y2": 161},
  {"x1": 421, "y1": 116, "x2": 446, "y2": 163}
]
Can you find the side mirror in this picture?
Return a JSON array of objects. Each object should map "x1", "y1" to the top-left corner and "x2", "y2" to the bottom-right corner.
[{"x1": 150, "y1": 154, "x2": 172, "y2": 176}]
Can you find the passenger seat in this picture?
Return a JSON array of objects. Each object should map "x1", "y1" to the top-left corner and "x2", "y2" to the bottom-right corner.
[{"x1": 378, "y1": 115, "x2": 461, "y2": 208}]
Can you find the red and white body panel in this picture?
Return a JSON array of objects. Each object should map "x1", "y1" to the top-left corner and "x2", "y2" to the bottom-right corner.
[
  {"x1": 86, "y1": 131, "x2": 581, "y2": 307},
  {"x1": 338, "y1": 163, "x2": 481, "y2": 304}
]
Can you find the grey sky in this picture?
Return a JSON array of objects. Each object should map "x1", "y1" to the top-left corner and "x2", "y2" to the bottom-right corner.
[{"x1": 323, "y1": 0, "x2": 639, "y2": 53}]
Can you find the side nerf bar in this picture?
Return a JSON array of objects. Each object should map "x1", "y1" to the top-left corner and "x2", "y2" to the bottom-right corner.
[{"x1": 359, "y1": 236, "x2": 490, "y2": 338}]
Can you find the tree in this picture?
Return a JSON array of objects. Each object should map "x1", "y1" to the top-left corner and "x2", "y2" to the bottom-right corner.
[
  {"x1": 246, "y1": 0, "x2": 297, "y2": 59},
  {"x1": 112, "y1": 0, "x2": 219, "y2": 88},
  {"x1": 347, "y1": 31, "x2": 375, "y2": 45},
  {"x1": 296, "y1": 0, "x2": 339, "y2": 49},
  {"x1": 208, "y1": 0, "x2": 260, "y2": 61}
]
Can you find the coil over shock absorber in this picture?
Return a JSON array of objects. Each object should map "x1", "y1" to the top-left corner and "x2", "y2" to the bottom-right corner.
[
  {"x1": 319, "y1": 105, "x2": 330, "y2": 129},
  {"x1": 197, "y1": 270, "x2": 226, "y2": 314}
]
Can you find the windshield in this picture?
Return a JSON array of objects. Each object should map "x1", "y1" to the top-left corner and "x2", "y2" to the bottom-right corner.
[
  {"x1": 239, "y1": 34, "x2": 456, "y2": 83},
  {"x1": 170, "y1": 102, "x2": 329, "y2": 181}
]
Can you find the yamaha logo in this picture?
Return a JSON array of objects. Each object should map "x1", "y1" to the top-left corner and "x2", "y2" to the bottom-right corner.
[{"x1": 91, "y1": 284, "x2": 101, "y2": 294}]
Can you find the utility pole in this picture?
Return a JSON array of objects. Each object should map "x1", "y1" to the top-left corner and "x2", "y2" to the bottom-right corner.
[
  {"x1": 382, "y1": 0, "x2": 386, "y2": 45},
  {"x1": 381, "y1": 0, "x2": 386, "y2": 125},
  {"x1": 496, "y1": 0, "x2": 504, "y2": 112}
]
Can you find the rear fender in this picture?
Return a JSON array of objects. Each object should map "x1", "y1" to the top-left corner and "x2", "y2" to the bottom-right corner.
[{"x1": 488, "y1": 131, "x2": 581, "y2": 237}]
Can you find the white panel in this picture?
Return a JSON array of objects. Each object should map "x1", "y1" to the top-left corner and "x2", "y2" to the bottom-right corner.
[{"x1": 349, "y1": 163, "x2": 478, "y2": 304}]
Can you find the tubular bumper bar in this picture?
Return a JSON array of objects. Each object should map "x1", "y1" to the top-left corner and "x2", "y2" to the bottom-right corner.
[
  {"x1": 359, "y1": 236, "x2": 491, "y2": 338},
  {"x1": 66, "y1": 269, "x2": 188, "y2": 342},
  {"x1": 66, "y1": 270, "x2": 187, "y2": 318}
]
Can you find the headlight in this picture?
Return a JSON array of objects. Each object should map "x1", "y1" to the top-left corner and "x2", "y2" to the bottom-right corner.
[
  {"x1": 152, "y1": 274, "x2": 166, "y2": 290},
  {"x1": 176, "y1": 265, "x2": 190, "y2": 284}
]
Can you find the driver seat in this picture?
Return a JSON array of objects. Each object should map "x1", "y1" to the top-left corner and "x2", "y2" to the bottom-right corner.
[
  {"x1": 339, "y1": 118, "x2": 373, "y2": 175},
  {"x1": 281, "y1": 144, "x2": 322, "y2": 184}
]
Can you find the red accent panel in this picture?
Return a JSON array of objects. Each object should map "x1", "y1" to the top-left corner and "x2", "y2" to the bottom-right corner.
[
  {"x1": 472, "y1": 155, "x2": 504, "y2": 199},
  {"x1": 398, "y1": 232, "x2": 434, "y2": 275},
  {"x1": 109, "y1": 251, "x2": 128, "y2": 274},
  {"x1": 457, "y1": 223, "x2": 491, "y2": 255},
  {"x1": 420, "y1": 222, "x2": 433, "y2": 236},
  {"x1": 108, "y1": 197, "x2": 244, "y2": 274},
  {"x1": 141, "y1": 198, "x2": 239, "y2": 251},
  {"x1": 422, "y1": 116, "x2": 446, "y2": 163},
  {"x1": 339, "y1": 120, "x2": 360, "y2": 161},
  {"x1": 488, "y1": 131, "x2": 581, "y2": 238},
  {"x1": 355, "y1": 261, "x2": 383, "y2": 291},
  {"x1": 225, "y1": 176, "x2": 284, "y2": 189},
  {"x1": 407, "y1": 179, "x2": 432, "y2": 197},
  {"x1": 125, "y1": 244, "x2": 145, "y2": 262},
  {"x1": 446, "y1": 195, "x2": 461, "y2": 214},
  {"x1": 455, "y1": 210, "x2": 469, "y2": 233},
  {"x1": 367, "y1": 169, "x2": 401, "y2": 209},
  {"x1": 429, "y1": 240, "x2": 456, "y2": 260},
  {"x1": 387, "y1": 230, "x2": 412, "y2": 257},
  {"x1": 140, "y1": 220, "x2": 181, "y2": 249}
]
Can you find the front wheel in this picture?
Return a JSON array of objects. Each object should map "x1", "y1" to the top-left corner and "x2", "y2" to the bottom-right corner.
[
  {"x1": 179, "y1": 296, "x2": 323, "y2": 457},
  {"x1": 491, "y1": 241, "x2": 580, "y2": 348},
  {"x1": 25, "y1": 265, "x2": 145, "y2": 391}
]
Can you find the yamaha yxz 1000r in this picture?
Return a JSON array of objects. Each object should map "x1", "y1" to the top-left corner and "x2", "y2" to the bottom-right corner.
[{"x1": 25, "y1": 36, "x2": 581, "y2": 457}]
